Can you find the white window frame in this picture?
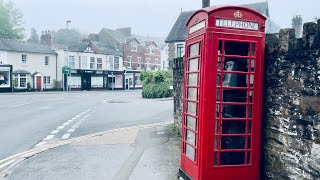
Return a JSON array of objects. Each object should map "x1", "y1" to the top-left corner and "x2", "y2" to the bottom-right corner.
[
  {"x1": 146, "y1": 58, "x2": 151, "y2": 69},
  {"x1": 131, "y1": 42, "x2": 138, "y2": 52},
  {"x1": 44, "y1": 56, "x2": 49, "y2": 66},
  {"x1": 68, "y1": 56, "x2": 75, "y2": 69},
  {"x1": 149, "y1": 45, "x2": 155, "y2": 54},
  {"x1": 14, "y1": 74, "x2": 29, "y2": 88},
  {"x1": 109, "y1": 56, "x2": 114, "y2": 70},
  {"x1": 127, "y1": 56, "x2": 132, "y2": 68},
  {"x1": 81, "y1": 56, "x2": 88, "y2": 69},
  {"x1": 90, "y1": 57, "x2": 95, "y2": 70},
  {"x1": 43, "y1": 76, "x2": 51, "y2": 84},
  {"x1": 137, "y1": 57, "x2": 141, "y2": 69},
  {"x1": 97, "y1": 58, "x2": 103, "y2": 70},
  {"x1": 114, "y1": 56, "x2": 120, "y2": 70},
  {"x1": 177, "y1": 44, "x2": 184, "y2": 58},
  {"x1": 22, "y1": 54, "x2": 27, "y2": 64}
]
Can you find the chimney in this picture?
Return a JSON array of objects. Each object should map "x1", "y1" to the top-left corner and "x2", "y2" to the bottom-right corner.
[
  {"x1": 202, "y1": 0, "x2": 210, "y2": 8},
  {"x1": 40, "y1": 30, "x2": 52, "y2": 46}
]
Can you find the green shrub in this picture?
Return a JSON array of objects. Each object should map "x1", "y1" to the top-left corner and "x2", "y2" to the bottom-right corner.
[{"x1": 141, "y1": 70, "x2": 173, "y2": 99}]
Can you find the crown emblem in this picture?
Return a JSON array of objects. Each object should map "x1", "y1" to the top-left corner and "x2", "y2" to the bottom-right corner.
[{"x1": 234, "y1": 10, "x2": 243, "y2": 19}]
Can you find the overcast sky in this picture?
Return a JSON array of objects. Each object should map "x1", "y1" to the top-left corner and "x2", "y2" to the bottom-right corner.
[{"x1": 10, "y1": 0, "x2": 320, "y2": 38}]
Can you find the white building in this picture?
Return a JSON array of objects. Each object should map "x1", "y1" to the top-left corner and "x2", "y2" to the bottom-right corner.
[
  {"x1": 55, "y1": 41, "x2": 124, "y2": 90},
  {"x1": 160, "y1": 44, "x2": 170, "y2": 70},
  {"x1": 0, "y1": 38, "x2": 57, "y2": 90}
]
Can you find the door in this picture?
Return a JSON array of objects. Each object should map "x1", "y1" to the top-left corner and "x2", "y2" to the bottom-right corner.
[
  {"x1": 125, "y1": 78, "x2": 129, "y2": 89},
  {"x1": 208, "y1": 34, "x2": 263, "y2": 179},
  {"x1": 82, "y1": 74, "x2": 91, "y2": 91},
  {"x1": 36, "y1": 76, "x2": 42, "y2": 90},
  {"x1": 181, "y1": 35, "x2": 204, "y2": 179}
]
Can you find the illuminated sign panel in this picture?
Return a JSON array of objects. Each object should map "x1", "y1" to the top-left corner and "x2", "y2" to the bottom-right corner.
[
  {"x1": 189, "y1": 20, "x2": 205, "y2": 34},
  {"x1": 216, "y1": 18, "x2": 259, "y2": 31}
]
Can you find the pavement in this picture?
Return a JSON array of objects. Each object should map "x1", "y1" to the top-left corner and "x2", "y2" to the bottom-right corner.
[{"x1": 0, "y1": 122, "x2": 182, "y2": 180}]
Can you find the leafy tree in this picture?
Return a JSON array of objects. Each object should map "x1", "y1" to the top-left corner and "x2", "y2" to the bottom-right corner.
[
  {"x1": 27, "y1": 28, "x2": 39, "y2": 43},
  {"x1": 51, "y1": 29, "x2": 83, "y2": 45},
  {"x1": 0, "y1": 0, "x2": 24, "y2": 39}
]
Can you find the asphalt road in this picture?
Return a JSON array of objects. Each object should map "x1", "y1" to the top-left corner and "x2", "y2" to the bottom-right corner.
[{"x1": 0, "y1": 90, "x2": 173, "y2": 160}]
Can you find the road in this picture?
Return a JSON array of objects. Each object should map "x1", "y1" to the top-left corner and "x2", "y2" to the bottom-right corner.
[{"x1": 0, "y1": 90, "x2": 173, "y2": 160}]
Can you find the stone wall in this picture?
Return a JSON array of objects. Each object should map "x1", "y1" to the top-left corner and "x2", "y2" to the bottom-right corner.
[
  {"x1": 172, "y1": 57, "x2": 184, "y2": 126},
  {"x1": 263, "y1": 22, "x2": 320, "y2": 179}
]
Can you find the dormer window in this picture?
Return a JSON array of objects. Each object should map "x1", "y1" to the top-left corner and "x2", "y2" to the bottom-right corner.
[
  {"x1": 131, "y1": 42, "x2": 138, "y2": 52},
  {"x1": 149, "y1": 45, "x2": 155, "y2": 54},
  {"x1": 116, "y1": 44, "x2": 120, "y2": 51}
]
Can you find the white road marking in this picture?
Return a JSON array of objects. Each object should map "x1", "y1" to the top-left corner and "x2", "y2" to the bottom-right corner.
[
  {"x1": 63, "y1": 122, "x2": 70, "y2": 126},
  {"x1": 34, "y1": 141, "x2": 47, "y2": 147},
  {"x1": 8, "y1": 102, "x2": 32, "y2": 108},
  {"x1": 67, "y1": 129, "x2": 75, "y2": 133},
  {"x1": 43, "y1": 135, "x2": 55, "y2": 141},
  {"x1": 61, "y1": 133, "x2": 71, "y2": 140},
  {"x1": 51, "y1": 130, "x2": 60, "y2": 134},
  {"x1": 157, "y1": 132, "x2": 166, "y2": 135},
  {"x1": 56, "y1": 126, "x2": 65, "y2": 130}
]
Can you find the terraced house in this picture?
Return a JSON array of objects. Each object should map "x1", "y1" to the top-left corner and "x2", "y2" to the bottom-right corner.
[{"x1": 0, "y1": 38, "x2": 57, "y2": 91}]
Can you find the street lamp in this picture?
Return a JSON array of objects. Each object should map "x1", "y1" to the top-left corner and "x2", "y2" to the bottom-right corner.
[{"x1": 66, "y1": 20, "x2": 71, "y2": 91}]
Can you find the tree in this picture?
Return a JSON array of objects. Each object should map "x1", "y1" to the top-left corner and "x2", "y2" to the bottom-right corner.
[
  {"x1": 27, "y1": 28, "x2": 39, "y2": 43},
  {"x1": 51, "y1": 29, "x2": 83, "y2": 45},
  {"x1": 0, "y1": 0, "x2": 24, "y2": 39}
]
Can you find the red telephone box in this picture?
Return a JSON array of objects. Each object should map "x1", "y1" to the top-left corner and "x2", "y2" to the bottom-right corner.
[{"x1": 180, "y1": 6, "x2": 266, "y2": 180}]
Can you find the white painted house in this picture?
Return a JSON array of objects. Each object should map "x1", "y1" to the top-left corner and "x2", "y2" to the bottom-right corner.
[
  {"x1": 55, "y1": 41, "x2": 124, "y2": 90},
  {"x1": 0, "y1": 38, "x2": 57, "y2": 90}
]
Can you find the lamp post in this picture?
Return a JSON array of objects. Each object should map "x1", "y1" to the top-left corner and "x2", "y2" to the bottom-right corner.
[{"x1": 66, "y1": 20, "x2": 71, "y2": 91}]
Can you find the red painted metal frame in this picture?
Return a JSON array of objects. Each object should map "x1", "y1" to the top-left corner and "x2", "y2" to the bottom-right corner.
[{"x1": 181, "y1": 6, "x2": 266, "y2": 180}]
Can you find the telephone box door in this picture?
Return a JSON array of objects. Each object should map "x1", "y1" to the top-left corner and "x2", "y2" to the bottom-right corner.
[{"x1": 207, "y1": 34, "x2": 264, "y2": 179}]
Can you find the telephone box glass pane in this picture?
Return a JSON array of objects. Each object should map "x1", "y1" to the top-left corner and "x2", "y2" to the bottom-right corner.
[
  {"x1": 190, "y1": 43, "x2": 200, "y2": 57},
  {"x1": 221, "y1": 121, "x2": 246, "y2": 134},
  {"x1": 247, "y1": 151, "x2": 251, "y2": 165},
  {"x1": 224, "y1": 58, "x2": 248, "y2": 72},
  {"x1": 217, "y1": 74, "x2": 221, "y2": 86},
  {"x1": 223, "y1": 73, "x2": 247, "y2": 87},
  {"x1": 188, "y1": 73, "x2": 198, "y2": 86},
  {"x1": 189, "y1": 58, "x2": 199, "y2": 71},
  {"x1": 224, "y1": 41, "x2": 250, "y2": 56},
  {"x1": 215, "y1": 105, "x2": 221, "y2": 118},
  {"x1": 222, "y1": 90, "x2": 247, "y2": 103},
  {"x1": 222, "y1": 105, "x2": 246, "y2": 118},
  {"x1": 252, "y1": 43, "x2": 256, "y2": 57},
  {"x1": 248, "y1": 106, "x2": 253, "y2": 118},
  {"x1": 221, "y1": 136, "x2": 246, "y2": 149},
  {"x1": 250, "y1": 59, "x2": 255, "y2": 72},
  {"x1": 187, "y1": 88, "x2": 198, "y2": 100},
  {"x1": 248, "y1": 120, "x2": 252, "y2": 134},
  {"x1": 247, "y1": 74, "x2": 254, "y2": 87},
  {"x1": 214, "y1": 137, "x2": 219, "y2": 149},
  {"x1": 186, "y1": 116, "x2": 197, "y2": 130},
  {"x1": 218, "y1": 40, "x2": 223, "y2": 54},
  {"x1": 247, "y1": 136, "x2": 252, "y2": 149},
  {"x1": 215, "y1": 120, "x2": 219, "y2": 134},
  {"x1": 214, "y1": 152, "x2": 219, "y2": 166},
  {"x1": 186, "y1": 144, "x2": 195, "y2": 161},
  {"x1": 217, "y1": 56, "x2": 222, "y2": 70},
  {"x1": 248, "y1": 90, "x2": 253, "y2": 103},
  {"x1": 220, "y1": 152, "x2": 245, "y2": 165},
  {"x1": 186, "y1": 130, "x2": 196, "y2": 145},
  {"x1": 187, "y1": 102, "x2": 197, "y2": 115}
]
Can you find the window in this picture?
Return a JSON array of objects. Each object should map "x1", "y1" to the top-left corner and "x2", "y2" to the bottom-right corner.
[
  {"x1": 177, "y1": 44, "x2": 184, "y2": 58},
  {"x1": 127, "y1": 56, "x2": 132, "y2": 68},
  {"x1": 163, "y1": 61, "x2": 166, "y2": 69},
  {"x1": 155, "y1": 59, "x2": 159, "y2": 64},
  {"x1": 137, "y1": 57, "x2": 141, "y2": 68},
  {"x1": 116, "y1": 44, "x2": 120, "y2": 51},
  {"x1": 43, "y1": 76, "x2": 51, "y2": 84},
  {"x1": 90, "y1": 57, "x2": 95, "y2": 69},
  {"x1": 14, "y1": 74, "x2": 28, "y2": 88},
  {"x1": 131, "y1": 42, "x2": 137, "y2": 51},
  {"x1": 149, "y1": 45, "x2": 155, "y2": 54},
  {"x1": 44, "y1": 56, "x2": 49, "y2": 66},
  {"x1": 147, "y1": 58, "x2": 151, "y2": 69},
  {"x1": 22, "y1": 55, "x2": 27, "y2": 64},
  {"x1": 68, "y1": 56, "x2": 75, "y2": 69},
  {"x1": 97, "y1": 58, "x2": 102, "y2": 69},
  {"x1": 114, "y1": 56, "x2": 120, "y2": 70},
  {"x1": 81, "y1": 56, "x2": 87, "y2": 69},
  {"x1": 109, "y1": 56, "x2": 114, "y2": 70}
]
